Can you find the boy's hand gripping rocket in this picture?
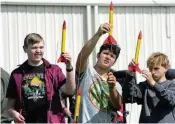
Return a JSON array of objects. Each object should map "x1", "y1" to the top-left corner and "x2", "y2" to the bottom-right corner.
[
  {"x1": 128, "y1": 31, "x2": 142, "y2": 73},
  {"x1": 103, "y1": 2, "x2": 118, "y2": 45},
  {"x1": 57, "y1": 20, "x2": 68, "y2": 63}
]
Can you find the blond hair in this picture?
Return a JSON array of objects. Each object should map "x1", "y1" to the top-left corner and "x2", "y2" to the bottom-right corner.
[{"x1": 147, "y1": 52, "x2": 169, "y2": 69}]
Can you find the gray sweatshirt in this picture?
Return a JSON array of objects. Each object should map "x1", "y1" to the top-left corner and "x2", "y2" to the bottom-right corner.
[
  {"x1": 1, "y1": 68, "x2": 13, "y2": 123},
  {"x1": 125, "y1": 75, "x2": 175, "y2": 123}
]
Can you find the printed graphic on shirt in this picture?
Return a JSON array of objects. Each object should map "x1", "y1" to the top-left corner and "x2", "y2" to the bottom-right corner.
[
  {"x1": 88, "y1": 74, "x2": 114, "y2": 112},
  {"x1": 22, "y1": 73, "x2": 45, "y2": 102}
]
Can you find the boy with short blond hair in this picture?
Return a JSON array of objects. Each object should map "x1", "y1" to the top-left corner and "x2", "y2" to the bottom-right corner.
[
  {"x1": 147, "y1": 52, "x2": 169, "y2": 70},
  {"x1": 125, "y1": 52, "x2": 175, "y2": 123}
]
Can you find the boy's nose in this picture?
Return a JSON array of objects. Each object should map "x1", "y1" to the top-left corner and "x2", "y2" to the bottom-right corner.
[{"x1": 106, "y1": 55, "x2": 110, "y2": 59}]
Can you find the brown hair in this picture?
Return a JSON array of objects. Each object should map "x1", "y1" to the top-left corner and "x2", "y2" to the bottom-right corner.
[
  {"x1": 147, "y1": 52, "x2": 169, "y2": 69},
  {"x1": 99, "y1": 44, "x2": 121, "y2": 60},
  {"x1": 23, "y1": 33, "x2": 43, "y2": 48}
]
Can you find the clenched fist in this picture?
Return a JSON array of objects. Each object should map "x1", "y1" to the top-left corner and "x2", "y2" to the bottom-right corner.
[
  {"x1": 97, "y1": 23, "x2": 111, "y2": 36},
  {"x1": 107, "y1": 72, "x2": 116, "y2": 89}
]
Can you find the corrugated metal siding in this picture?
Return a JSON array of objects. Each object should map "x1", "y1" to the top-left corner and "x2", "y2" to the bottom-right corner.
[
  {"x1": 95, "y1": 6, "x2": 175, "y2": 71},
  {"x1": 1, "y1": 4, "x2": 175, "y2": 123},
  {"x1": 1, "y1": 5, "x2": 175, "y2": 73},
  {"x1": 1, "y1": 5, "x2": 86, "y2": 73}
]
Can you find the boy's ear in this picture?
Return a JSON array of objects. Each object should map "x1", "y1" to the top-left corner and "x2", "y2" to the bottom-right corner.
[
  {"x1": 164, "y1": 65, "x2": 170, "y2": 72},
  {"x1": 23, "y1": 46, "x2": 27, "y2": 53},
  {"x1": 97, "y1": 53, "x2": 100, "y2": 59}
]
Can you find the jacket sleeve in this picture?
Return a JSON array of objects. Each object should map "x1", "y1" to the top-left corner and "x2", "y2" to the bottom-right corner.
[
  {"x1": 123, "y1": 74, "x2": 146, "y2": 104},
  {"x1": 6, "y1": 73, "x2": 18, "y2": 99},
  {"x1": 55, "y1": 65, "x2": 66, "y2": 89},
  {"x1": 154, "y1": 80, "x2": 175, "y2": 107}
]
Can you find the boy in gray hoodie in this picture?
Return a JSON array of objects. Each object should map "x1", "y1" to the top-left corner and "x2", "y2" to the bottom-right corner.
[{"x1": 125, "y1": 52, "x2": 175, "y2": 123}]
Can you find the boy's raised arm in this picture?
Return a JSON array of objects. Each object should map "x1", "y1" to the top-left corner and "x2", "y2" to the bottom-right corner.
[{"x1": 76, "y1": 23, "x2": 111, "y2": 73}]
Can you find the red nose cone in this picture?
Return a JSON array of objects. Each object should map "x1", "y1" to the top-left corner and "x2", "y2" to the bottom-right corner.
[
  {"x1": 138, "y1": 31, "x2": 142, "y2": 40},
  {"x1": 110, "y1": 2, "x2": 114, "y2": 11},
  {"x1": 78, "y1": 88, "x2": 81, "y2": 96},
  {"x1": 63, "y1": 20, "x2": 66, "y2": 29}
]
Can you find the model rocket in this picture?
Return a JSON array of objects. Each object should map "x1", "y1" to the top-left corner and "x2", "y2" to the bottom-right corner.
[
  {"x1": 128, "y1": 31, "x2": 142, "y2": 73},
  {"x1": 134, "y1": 31, "x2": 142, "y2": 65},
  {"x1": 73, "y1": 88, "x2": 81, "y2": 123},
  {"x1": 103, "y1": 2, "x2": 117, "y2": 45},
  {"x1": 57, "y1": 20, "x2": 67, "y2": 63}
]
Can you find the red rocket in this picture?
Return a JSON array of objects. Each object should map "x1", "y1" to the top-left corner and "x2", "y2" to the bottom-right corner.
[
  {"x1": 57, "y1": 20, "x2": 67, "y2": 63},
  {"x1": 103, "y1": 2, "x2": 118, "y2": 45}
]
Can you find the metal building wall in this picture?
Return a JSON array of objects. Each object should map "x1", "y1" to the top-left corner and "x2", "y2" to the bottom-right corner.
[
  {"x1": 1, "y1": 5, "x2": 87, "y2": 74},
  {"x1": 1, "y1": 4, "x2": 175, "y2": 74},
  {"x1": 1, "y1": 1, "x2": 175, "y2": 123}
]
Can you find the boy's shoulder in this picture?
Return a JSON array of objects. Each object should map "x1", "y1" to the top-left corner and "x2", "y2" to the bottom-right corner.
[{"x1": 166, "y1": 79, "x2": 175, "y2": 86}]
